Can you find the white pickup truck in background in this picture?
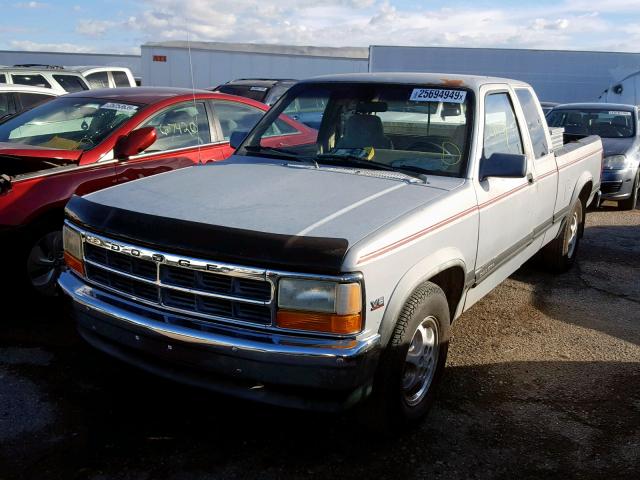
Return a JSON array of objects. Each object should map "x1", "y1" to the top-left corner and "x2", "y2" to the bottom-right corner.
[{"x1": 59, "y1": 73, "x2": 603, "y2": 428}]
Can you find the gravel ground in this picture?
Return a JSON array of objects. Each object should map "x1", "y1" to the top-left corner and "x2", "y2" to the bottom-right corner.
[{"x1": 0, "y1": 203, "x2": 638, "y2": 480}]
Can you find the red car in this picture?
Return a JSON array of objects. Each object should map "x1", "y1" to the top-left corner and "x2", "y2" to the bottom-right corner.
[{"x1": 0, "y1": 87, "x2": 316, "y2": 295}]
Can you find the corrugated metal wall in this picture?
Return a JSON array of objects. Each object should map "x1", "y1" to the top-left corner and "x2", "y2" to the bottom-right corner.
[
  {"x1": 369, "y1": 46, "x2": 640, "y2": 103},
  {"x1": 141, "y1": 45, "x2": 369, "y2": 88},
  {"x1": 0, "y1": 50, "x2": 141, "y2": 77}
]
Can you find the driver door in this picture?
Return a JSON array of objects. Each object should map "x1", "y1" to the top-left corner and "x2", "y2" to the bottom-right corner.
[{"x1": 469, "y1": 88, "x2": 536, "y2": 299}]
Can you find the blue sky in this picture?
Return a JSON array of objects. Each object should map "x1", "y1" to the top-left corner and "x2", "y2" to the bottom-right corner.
[{"x1": 1, "y1": 0, "x2": 639, "y2": 54}]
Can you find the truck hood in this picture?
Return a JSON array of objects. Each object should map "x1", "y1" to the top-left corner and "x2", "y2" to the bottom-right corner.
[
  {"x1": 70, "y1": 158, "x2": 462, "y2": 273},
  {"x1": 601, "y1": 137, "x2": 637, "y2": 157},
  {"x1": 0, "y1": 142, "x2": 82, "y2": 162}
]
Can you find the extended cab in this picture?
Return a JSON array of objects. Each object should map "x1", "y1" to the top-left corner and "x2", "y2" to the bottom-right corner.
[{"x1": 59, "y1": 73, "x2": 602, "y2": 425}]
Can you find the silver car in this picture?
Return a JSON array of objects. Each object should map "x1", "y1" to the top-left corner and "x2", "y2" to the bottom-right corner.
[{"x1": 547, "y1": 103, "x2": 640, "y2": 209}]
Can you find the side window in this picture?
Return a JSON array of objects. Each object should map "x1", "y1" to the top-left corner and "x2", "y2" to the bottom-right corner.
[
  {"x1": 515, "y1": 88, "x2": 549, "y2": 158},
  {"x1": 86, "y1": 72, "x2": 110, "y2": 88},
  {"x1": 212, "y1": 101, "x2": 264, "y2": 140},
  {"x1": 140, "y1": 102, "x2": 211, "y2": 154},
  {"x1": 484, "y1": 92, "x2": 524, "y2": 158},
  {"x1": 0, "y1": 93, "x2": 12, "y2": 117},
  {"x1": 112, "y1": 71, "x2": 131, "y2": 87},
  {"x1": 53, "y1": 75, "x2": 89, "y2": 92},
  {"x1": 11, "y1": 74, "x2": 51, "y2": 89},
  {"x1": 18, "y1": 93, "x2": 54, "y2": 109},
  {"x1": 0, "y1": 74, "x2": 6, "y2": 83}
]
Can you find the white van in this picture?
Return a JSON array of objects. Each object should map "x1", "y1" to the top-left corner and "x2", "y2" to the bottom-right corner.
[
  {"x1": 599, "y1": 70, "x2": 640, "y2": 105},
  {"x1": 70, "y1": 66, "x2": 137, "y2": 89}
]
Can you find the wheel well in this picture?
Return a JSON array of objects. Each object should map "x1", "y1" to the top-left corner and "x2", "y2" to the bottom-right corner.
[
  {"x1": 26, "y1": 207, "x2": 65, "y2": 235},
  {"x1": 577, "y1": 181, "x2": 592, "y2": 237},
  {"x1": 428, "y1": 266, "x2": 465, "y2": 321},
  {"x1": 578, "y1": 181, "x2": 592, "y2": 209}
]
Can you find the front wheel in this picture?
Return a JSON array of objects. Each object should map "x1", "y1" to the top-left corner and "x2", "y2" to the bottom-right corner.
[
  {"x1": 25, "y1": 229, "x2": 64, "y2": 297},
  {"x1": 360, "y1": 282, "x2": 450, "y2": 430}
]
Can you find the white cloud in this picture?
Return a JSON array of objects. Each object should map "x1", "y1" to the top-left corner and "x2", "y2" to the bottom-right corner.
[
  {"x1": 88, "y1": 0, "x2": 631, "y2": 52},
  {"x1": 10, "y1": 40, "x2": 94, "y2": 53},
  {"x1": 15, "y1": 1, "x2": 48, "y2": 8},
  {"x1": 76, "y1": 19, "x2": 117, "y2": 37}
]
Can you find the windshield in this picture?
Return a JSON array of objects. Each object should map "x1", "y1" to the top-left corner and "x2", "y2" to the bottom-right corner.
[
  {"x1": 238, "y1": 83, "x2": 473, "y2": 178},
  {"x1": 0, "y1": 97, "x2": 140, "y2": 150},
  {"x1": 547, "y1": 108, "x2": 636, "y2": 138}
]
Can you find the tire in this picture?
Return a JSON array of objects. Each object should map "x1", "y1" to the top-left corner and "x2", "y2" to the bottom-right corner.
[
  {"x1": 359, "y1": 282, "x2": 450, "y2": 431},
  {"x1": 618, "y1": 172, "x2": 639, "y2": 211},
  {"x1": 541, "y1": 198, "x2": 583, "y2": 272},
  {"x1": 21, "y1": 223, "x2": 64, "y2": 297}
]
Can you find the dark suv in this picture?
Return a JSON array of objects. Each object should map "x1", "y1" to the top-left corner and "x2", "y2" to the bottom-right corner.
[{"x1": 212, "y1": 79, "x2": 297, "y2": 105}]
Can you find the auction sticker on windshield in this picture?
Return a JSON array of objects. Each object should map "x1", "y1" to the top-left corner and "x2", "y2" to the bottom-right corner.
[
  {"x1": 100, "y1": 103, "x2": 139, "y2": 112},
  {"x1": 608, "y1": 111, "x2": 631, "y2": 116},
  {"x1": 410, "y1": 88, "x2": 467, "y2": 103}
]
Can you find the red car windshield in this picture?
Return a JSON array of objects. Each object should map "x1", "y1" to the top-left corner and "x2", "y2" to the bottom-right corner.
[{"x1": 0, "y1": 97, "x2": 140, "y2": 150}]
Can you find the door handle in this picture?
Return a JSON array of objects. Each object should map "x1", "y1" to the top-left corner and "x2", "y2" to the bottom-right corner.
[{"x1": 527, "y1": 172, "x2": 535, "y2": 184}]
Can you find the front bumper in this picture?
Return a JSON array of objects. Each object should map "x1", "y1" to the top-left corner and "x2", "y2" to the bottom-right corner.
[
  {"x1": 600, "y1": 167, "x2": 637, "y2": 200},
  {"x1": 59, "y1": 271, "x2": 381, "y2": 411}
]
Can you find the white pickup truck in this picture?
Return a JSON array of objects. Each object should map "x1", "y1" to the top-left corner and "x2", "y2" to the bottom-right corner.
[{"x1": 59, "y1": 73, "x2": 602, "y2": 426}]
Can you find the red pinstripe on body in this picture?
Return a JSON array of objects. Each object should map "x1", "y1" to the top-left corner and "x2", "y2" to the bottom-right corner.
[{"x1": 357, "y1": 152, "x2": 596, "y2": 265}]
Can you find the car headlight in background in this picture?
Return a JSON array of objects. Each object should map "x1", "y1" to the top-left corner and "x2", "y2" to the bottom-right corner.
[
  {"x1": 603, "y1": 155, "x2": 629, "y2": 170},
  {"x1": 276, "y1": 278, "x2": 362, "y2": 334},
  {"x1": 62, "y1": 225, "x2": 84, "y2": 276}
]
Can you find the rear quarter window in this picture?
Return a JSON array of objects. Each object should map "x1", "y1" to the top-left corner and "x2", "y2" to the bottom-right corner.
[
  {"x1": 515, "y1": 88, "x2": 549, "y2": 159},
  {"x1": 112, "y1": 71, "x2": 131, "y2": 87},
  {"x1": 53, "y1": 75, "x2": 89, "y2": 92}
]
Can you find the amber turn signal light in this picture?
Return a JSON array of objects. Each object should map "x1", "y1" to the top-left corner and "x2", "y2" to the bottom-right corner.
[
  {"x1": 276, "y1": 310, "x2": 362, "y2": 334},
  {"x1": 64, "y1": 251, "x2": 84, "y2": 277}
]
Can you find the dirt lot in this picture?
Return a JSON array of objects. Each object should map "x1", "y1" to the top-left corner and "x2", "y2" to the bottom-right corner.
[{"x1": 1, "y1": 203, "x2": 638, "y2": 480}]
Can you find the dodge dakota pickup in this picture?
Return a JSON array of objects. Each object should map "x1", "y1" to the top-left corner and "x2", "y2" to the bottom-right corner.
[{"x1": 59, "y1": 73, "x2": 603, "y2": 426}]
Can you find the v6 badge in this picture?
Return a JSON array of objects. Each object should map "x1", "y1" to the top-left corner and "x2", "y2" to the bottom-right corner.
[{"x1": 370, "y1": 296, "x2": 385, "y2": 311}]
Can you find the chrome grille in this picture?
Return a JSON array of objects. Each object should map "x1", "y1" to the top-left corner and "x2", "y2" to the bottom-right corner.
[{"x1": 81, "y1": 233, "x2": 274, "y2": 327}]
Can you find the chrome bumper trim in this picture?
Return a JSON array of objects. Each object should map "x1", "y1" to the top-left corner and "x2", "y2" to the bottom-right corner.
[{"x1": 59, "y1": 271, "x2": 380, "y2": 365}]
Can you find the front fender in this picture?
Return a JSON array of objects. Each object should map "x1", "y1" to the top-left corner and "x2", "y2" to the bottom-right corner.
[{"x1": 377, "y1": 247, "x2": 469, "y2": 348}]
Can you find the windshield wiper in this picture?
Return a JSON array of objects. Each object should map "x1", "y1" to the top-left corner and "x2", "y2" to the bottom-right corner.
[
  {"x1": 243, "y1": 145, "x2": 317, "y2": 165},
  {"x1": 316, "y1": 153, "x2": 425, "y2": 180}
]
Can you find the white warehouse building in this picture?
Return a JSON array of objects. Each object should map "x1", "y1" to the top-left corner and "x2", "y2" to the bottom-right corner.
[
  {"x1": 140, "y1": 41, "x2": 369, "y2": 89},
  {"x1": 369, "y1": 45, "x2": 640, "y2": 104}
]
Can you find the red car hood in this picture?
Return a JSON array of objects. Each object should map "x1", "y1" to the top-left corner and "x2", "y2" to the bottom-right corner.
[{"x1": 0, "y1": 142, "x2": 82, "y2": 162}]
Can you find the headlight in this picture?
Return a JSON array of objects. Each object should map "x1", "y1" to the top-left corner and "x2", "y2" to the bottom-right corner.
[
  {"x1": 277, "y1": 278, "x2": 362, "y2": 334},
  {"x1": 603, "y1": 155, "x2": 628, "y2": 170},
  {"x1": 62, "y1": 225, "x2": 84, "y2": 276}
]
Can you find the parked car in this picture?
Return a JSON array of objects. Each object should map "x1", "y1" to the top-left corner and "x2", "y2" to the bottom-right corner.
[
  {"x1": 59, "y1": 73, "x2": 602, "y2": 426},
  {"x1": 547, "y1": 103, "x2": 639, "y2": 209},
  {"x1": 0, "y1": 84, "x2": 59, "y2": 122},
  {"x1": 70, "y1": 66, "x2": 137, "y2": 89},
  {"x1": 213, "y1": 78, "x2": 297, "y2": 105},
  {"x1": 1, "y1": 66, "x2": 90, "y2": 93},
  {"x1": 0, "y1": 87, "x2": 316, "y2": 295},
  {"x1": 540, "y1": 101, "x2": 558, "y2": 115}
]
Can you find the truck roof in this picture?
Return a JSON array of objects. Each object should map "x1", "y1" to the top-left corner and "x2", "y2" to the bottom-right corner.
[
  {"x1": 299, "y1": 72, "x2": 530, "y2": 89},
  {"x1": 63, "y1": 86, "x2": 213, "y2": 105}
]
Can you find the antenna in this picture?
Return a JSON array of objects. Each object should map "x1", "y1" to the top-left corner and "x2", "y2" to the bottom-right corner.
[{"x1": 187, "y1": 31, "x2": 203, "y2": 164}]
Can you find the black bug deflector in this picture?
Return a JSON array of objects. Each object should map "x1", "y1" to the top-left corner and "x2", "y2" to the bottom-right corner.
[{"x1": 65, "y1": 195, "x2": 349, "y2": 274}]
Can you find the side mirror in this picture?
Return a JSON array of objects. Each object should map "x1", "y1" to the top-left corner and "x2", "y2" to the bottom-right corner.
[
  {"x1": 229, "y1": 130, "x2": 249, "y2": 150},
  {"x1": 114, "y1": 126, "x2": 157, "y2": 159},
  {"x1": 480, "y1": 152, "x2": 527, "y2": 181}
]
